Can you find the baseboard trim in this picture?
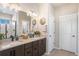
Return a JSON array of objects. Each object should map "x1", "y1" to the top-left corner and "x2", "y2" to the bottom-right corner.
[
  {"x1": 54, "y1": 47, "x2": 78, "y2": 56},
  {"x1": 75, "y1": 53, "x2": 78, "y2": 56},
  {"x1": 54, "y1": 47, "x2": 61, "y2": 50},
  {"x1": 44, "y1": 51, "x2": 51, "y2": 55},
  {"x1": 44, "y1": 47, "x2": 60, "y2": 55}
]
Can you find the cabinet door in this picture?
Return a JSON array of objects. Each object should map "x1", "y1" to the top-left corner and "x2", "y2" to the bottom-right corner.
[
  {"x1": 33, "y1": 46, "x2": 39, "y2": 56},
  {"x1": 39, "y1": 38, "x2": 46, "y2": 55},
  {"x1": 39, "y1": 39, "x2": 44, "y2": 55},
  {"x1": 14, "y1": 45, "x2": 24, "y2": 56},
  {"x1": 0, "y1": 45, "x2": 24, "y2": 56},
  {"x1": 25, "y1": 48, "x2": 32, "y2": 56},
  {"x1": 42, "y1": 38, "x2": 46, "y2": 51},
  {"x1": 32, "y1": 41, "x2": 39, "y2": 56},
  {"x1": 24, "y1": 43, "x2": 32, "y2": 56},
  {"x1": 0, "y1": 48, "x2": 13, "y2": 56}
]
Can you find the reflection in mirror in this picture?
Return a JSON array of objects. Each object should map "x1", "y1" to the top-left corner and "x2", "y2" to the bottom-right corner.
[
  {"x1": 0, "y1": 11, "x2": 16, "y2": 39},
  {"x1": 22, "y1": 21, "x2": 29, "y2": 34},
  {"x1": 18, "y1": 11, "x2": 31, "y2": 36},
  {"x1": 0, "y1": 18, "x2": 11, "y2": 39}
]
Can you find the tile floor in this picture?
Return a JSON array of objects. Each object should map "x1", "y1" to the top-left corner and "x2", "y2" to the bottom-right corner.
[{"x1": 44, "y1": 49, "x2": 77, "y2": 56}]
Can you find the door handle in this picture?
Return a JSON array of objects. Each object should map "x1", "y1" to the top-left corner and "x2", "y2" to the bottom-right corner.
[{"x1": 72, "y1": 35, "x2": 75, "y2": 37}]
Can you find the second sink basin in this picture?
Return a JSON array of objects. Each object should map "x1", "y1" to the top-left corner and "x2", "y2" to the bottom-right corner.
[{"x1": 0, "y1": 41, "x2": 22, "y2": 49}]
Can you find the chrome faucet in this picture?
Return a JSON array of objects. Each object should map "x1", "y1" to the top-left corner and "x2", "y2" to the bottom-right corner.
[{"x1": 10, "y1": 35, "x2": 14, "y2": 41}]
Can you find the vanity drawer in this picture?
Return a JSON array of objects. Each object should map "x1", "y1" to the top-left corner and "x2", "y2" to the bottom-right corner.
[
  {"x1": 39, "y1": 38, "x2": 46, "y2": 46},
  {"x1": 24, "y1": 43, "x2": 32, "y2": 48},
  {"x1": 25, "y1": 48, "x2": 33, "y2": 56},
  {"x1": 39, "y1": 38, "x2": 46, "y2": 55},
  {"x1": 32, "y1": 45, "x2": 39, "y2": 56},
  {"x1": 32, "y1": 40, "x2": 39, "y2": 45},
  {"x1": 32, "y1": 40, "x2": 39, "y2": 56}
]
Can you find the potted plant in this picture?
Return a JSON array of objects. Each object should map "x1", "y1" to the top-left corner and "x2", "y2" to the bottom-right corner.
[
  {"x1": 34, "y1": 31, "x2": 41, "y2": 37},
  {"x1": 0, "y1": 33, "x2": 4, "y2": 40},
  {"x1": 0, "y1": 33, "x2": 5, "y2": 44}
]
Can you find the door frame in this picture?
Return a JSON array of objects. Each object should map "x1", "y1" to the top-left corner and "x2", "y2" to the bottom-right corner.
[{"x1": 59, "y1": 13, "x2": 78, "y2": 54}]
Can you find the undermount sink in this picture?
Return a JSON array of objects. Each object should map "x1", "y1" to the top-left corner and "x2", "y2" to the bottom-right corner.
[
  {"x1": 30, "y1": 37, "x2": 39, "y2": 40},
  {"x1": 18, "y1": 40, "x2": 26, "y2": 42},
  {"x1": 0, "y1": 41, "x2": 22, "y2": 49}
]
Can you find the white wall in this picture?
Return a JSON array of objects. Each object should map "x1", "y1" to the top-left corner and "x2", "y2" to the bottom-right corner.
[
  {"x1": 47, "y1": 4, "x2": 55, "y2": 53},
  {"x1": 78, "y1": 5, "x2": 79, "y2": 55},
  {"x1": 15, "y1": 3, "x2": 40, "y2": 16},
  {"x1": 39, "y1": 3, "x2": 55, "y2": 53},
  {"x1": 38, "y1": 4, "x2": 48, "y2": 35}
]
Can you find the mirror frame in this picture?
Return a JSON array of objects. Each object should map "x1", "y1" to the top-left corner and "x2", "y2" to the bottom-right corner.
[{"x1": 40, "y1": 17, "x2": 46, "y2": 25}]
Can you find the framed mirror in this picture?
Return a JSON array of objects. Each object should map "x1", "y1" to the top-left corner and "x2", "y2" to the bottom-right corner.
[
  {"x1": 0, "y1": 13, "x2": 14, "y2": 39},
  {"x1": 40, "y1": 17, "x2": 46, "y2": 25},
  {"x1": 0, "y1": 19, "x2": 10, "y2": 39},
  {"x1": 0, "y1": 6, "x2": 16, "y2": 39}
]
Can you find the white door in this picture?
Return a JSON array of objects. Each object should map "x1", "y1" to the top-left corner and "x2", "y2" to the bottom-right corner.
[{"x1": 59, "y1": 13, "x2": 77, "y2": 53}]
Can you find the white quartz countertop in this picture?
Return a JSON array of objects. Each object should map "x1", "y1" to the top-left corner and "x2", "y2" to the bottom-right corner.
[{"x1": 0, "y1": 36, "x2": 46, "y2": 51}]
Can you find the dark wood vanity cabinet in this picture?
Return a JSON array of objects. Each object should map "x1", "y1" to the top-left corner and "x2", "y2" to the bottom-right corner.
[
  {"x1": 32, "y1": 40, "x2": 39, "y2": 56},
  {"x1": 9, "y1": 45, "x2": 24, "y2": 56},
  {"x1": 39, "y1": 38, "x2": 46, "y2": 55},
  {"x1": 0, "y1": 45, "x2": 24, "y2": 56},
  {"x1": 32, "y1": 38, "x2": 46, "y2": 56},
  {"x1": 14, "y1": 45, "x2": 24, "y2": 56},
  {"x1": 24, "y1": 38, "x2": 46, "y2": 56},
  {"x1": 0, "y1": 48, "x2": 16, "y2": 56},
  {"x1": 24, "y1": 43, "x2": 33, "y2": 56},
  {"x1": 0, "y1": 49, "x2": 12, "y2": 56},
  {"x1": 0, "y1": 38, "x2": 46, "y2": 56}
]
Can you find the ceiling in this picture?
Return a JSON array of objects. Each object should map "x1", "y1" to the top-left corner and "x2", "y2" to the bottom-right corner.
[
  {"x1": 51, "y1": 3, "x2": 79, "y2": 8},
  {"x1": 17, "y1": 3, "x2": 68, "y2": 8},
  {"x1": 51, "y1": 3, "x2": 67, "y2": 8}
]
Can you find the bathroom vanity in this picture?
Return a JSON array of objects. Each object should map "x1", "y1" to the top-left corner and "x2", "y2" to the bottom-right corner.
[
  {"x1": 0, "y1": 37, "x2": 46, "y2": 56},
  {"x1": 0, "y1": 6, "x2": 47, "y2": 56}
]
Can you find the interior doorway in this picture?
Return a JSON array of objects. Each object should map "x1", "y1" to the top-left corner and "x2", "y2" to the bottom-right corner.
[{"x1": 59, "y1": 13, "x2": 78, "y2": 53}]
